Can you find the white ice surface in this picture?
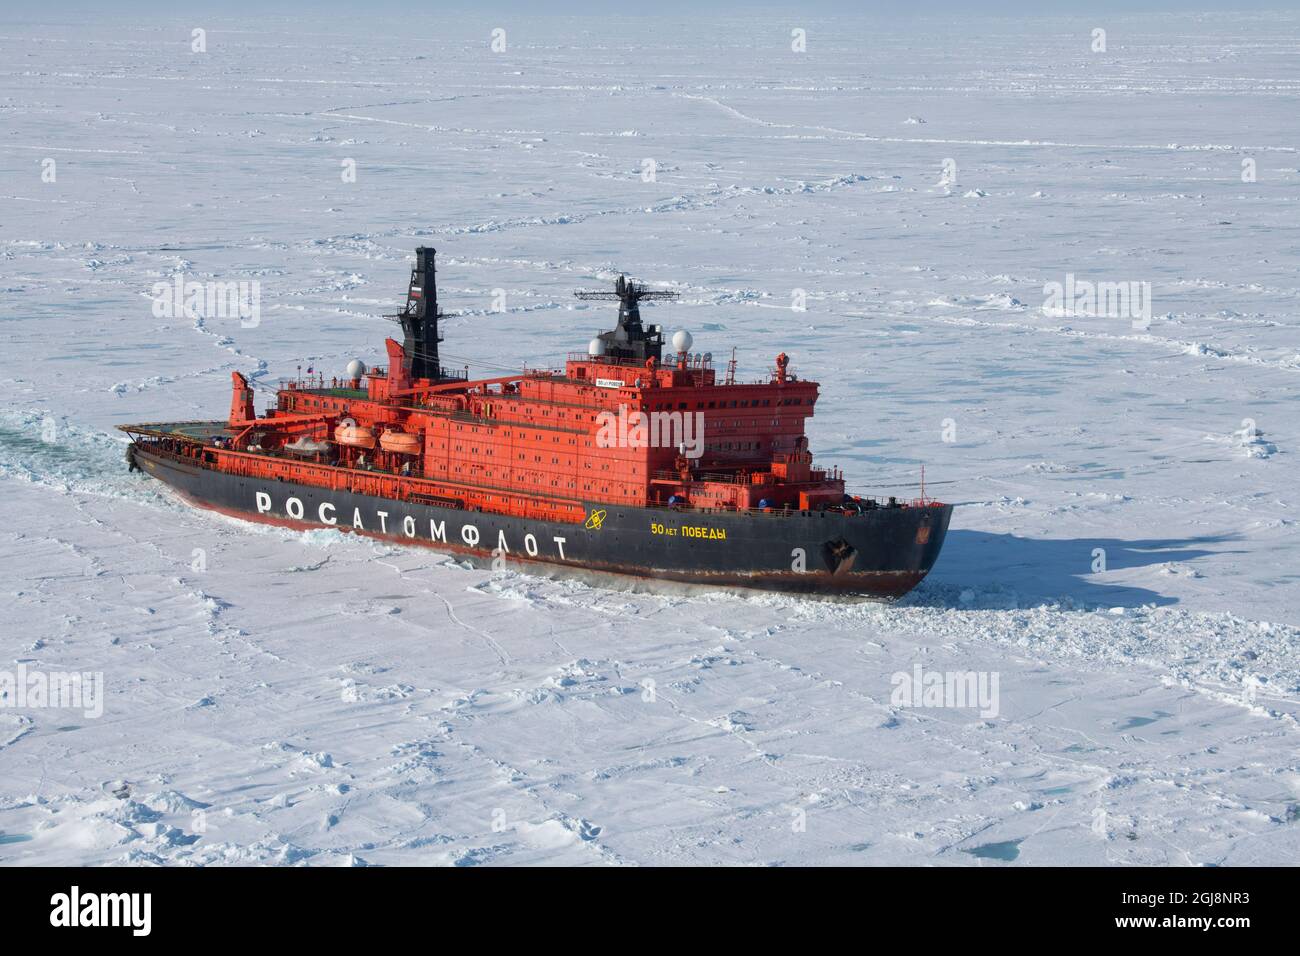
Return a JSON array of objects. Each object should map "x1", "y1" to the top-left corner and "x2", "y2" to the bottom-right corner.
[{"x1": 1, "y1": 12, "x2": 1298, "y2": 865}]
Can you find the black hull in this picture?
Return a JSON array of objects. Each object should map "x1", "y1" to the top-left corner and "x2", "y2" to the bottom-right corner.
[{"x1": 131, "y1": 447, "x2": 951, "y2": 598}]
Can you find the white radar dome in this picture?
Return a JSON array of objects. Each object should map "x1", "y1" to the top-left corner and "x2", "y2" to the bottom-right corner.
[
  {"x1": 346, "y1": 359, "x2": 366, "y2": 379},
  {"x1": 671, "y1": 329, "x2": 693, "y2": 353},
  {"x1": 588, "y1": 337, "x2": 606, "y2": 357}
]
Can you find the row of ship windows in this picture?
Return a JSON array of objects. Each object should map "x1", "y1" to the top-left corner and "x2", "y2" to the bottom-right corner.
[
  {"x1": 288, "y1": 395, "x2": 803, "y2": 417},
  {"x1": 448, "y1": 424, "x2": 785, "y2": 438},
  {"x1": 444, "y1": 468, "x2": 633, "y2": 495},
  {"x1": 411, "y1": 423, "x2": 766, "y2": 446},
  {"x1": 706, "y1": 441, "x2": 762, "y2": 451},
  {"x1": 293, "y1": 397, "x2": 348, "y2": 413},
  {"x1": 482, "y1": 405, "x2": 596, "y2": 421},
  {"x1": 437, "y1": 456, "x2": 631, "y2": 471},
  {"x1": 495, "y1": 398, "x2": 805, "y2": 415},
  {"x1": 441, "y1": 434, "x2": 573, "y2": 445},
  {"x1": 441, "y1": 439, "x2": 769, "y2": 456},
  {"x1": 454, "y1": 420, "x2": 730, "y2": 437},
  {"x1": 649, "y1": 397, "x2": 806, "y2": 410}
]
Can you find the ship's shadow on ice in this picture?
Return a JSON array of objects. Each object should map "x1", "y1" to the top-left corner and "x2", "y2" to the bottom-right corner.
[{"x1": 914, "y1": 530, "x2": 1240, "y2": 610}]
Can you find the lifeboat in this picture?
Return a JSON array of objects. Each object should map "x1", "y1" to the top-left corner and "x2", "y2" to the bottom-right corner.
[
  {"x1": 379, "y1": 429, "x2": 421, "y2": 455},
  {"x1": 334, "y1": 422, "x2": 376, "y2": 448},
  {"x1": 284, "y1": 437, "x2": 331, "y2": 456}
]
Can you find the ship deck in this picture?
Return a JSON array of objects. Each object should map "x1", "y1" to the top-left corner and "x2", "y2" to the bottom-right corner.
[
  {"x1": 298, "y1": 386, "x2": 368, "y2": 400},
  {"x1": 118, "y1": 420, "x2": 235, "y2": 442}
]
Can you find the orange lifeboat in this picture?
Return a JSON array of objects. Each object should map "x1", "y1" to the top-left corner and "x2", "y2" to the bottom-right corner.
[
  {"x1": 379, "y1": 429, "x2": 421, "y2": 455},
  {"x1": 334, "y1": 422, "x2": 376, "y2": 449}
]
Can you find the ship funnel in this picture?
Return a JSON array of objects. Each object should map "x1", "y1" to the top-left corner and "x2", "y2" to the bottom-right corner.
[{"x1": 396, "y1": 246, "x2": 444, "y2": 381}]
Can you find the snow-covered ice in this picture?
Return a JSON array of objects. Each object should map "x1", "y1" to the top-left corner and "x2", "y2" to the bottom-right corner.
[{"x1": 1, "y1": 11, "x2": 1298, "y2": 865}]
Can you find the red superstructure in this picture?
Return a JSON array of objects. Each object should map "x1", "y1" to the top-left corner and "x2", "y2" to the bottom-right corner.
[{"x1": 217, "y1": 250, "x2": 849, "y2": 522}]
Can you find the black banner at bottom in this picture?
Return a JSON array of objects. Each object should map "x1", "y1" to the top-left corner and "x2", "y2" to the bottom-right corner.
[{"x1": 0, "y1": 864, "x2": 1280, "y2": 942}]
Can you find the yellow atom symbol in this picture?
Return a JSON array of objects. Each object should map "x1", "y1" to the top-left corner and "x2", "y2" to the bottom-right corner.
[{"x1": 584, "y1": 509, "x2": 607, "y2": 531}]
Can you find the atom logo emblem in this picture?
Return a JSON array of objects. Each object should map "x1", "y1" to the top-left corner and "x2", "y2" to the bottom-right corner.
[{"x1": 584, "y1": 509, "x2": 607, "y2": 530}]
